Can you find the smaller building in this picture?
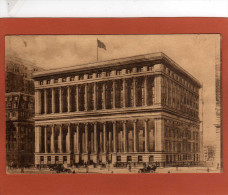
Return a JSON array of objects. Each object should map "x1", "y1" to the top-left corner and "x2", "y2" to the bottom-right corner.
[
  {"x1": 203, "y1": 145, "x2": 215, "y2": 166},
  {"x1": 5, "y1": 55, "x2": 43, "y2": 168}
]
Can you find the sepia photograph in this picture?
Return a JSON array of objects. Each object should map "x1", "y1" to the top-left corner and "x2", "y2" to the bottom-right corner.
[{"x1": 5, "y1": 34, "x2": 222, "y2": 174}]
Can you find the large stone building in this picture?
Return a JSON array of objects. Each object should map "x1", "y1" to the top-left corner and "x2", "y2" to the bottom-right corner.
[
  {"x1": 33, "y1": 52, "x2": 201, "y2": 167},
  {"x1": 5, "y1": 55, "x2": 42, "y2": 167}
]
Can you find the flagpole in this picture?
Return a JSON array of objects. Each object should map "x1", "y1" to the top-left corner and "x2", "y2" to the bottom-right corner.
[{"x1": 97, "y1": 39, "x2": 98, "y2": 62}]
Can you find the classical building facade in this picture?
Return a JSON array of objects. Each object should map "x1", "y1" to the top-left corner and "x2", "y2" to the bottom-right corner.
[
  {"x1": 5, "y1": 55, "x2": 43, "y2": 167},
  {"x1": 33, "y1": 52, "x2": 201, "y2": 167}
]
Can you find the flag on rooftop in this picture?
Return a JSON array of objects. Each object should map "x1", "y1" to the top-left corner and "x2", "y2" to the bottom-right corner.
[{"x1": 97, "y1": 39, "x2": 106, "y2": 50}]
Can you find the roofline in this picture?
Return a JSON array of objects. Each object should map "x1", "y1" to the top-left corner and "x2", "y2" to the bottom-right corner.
[{"x1": 33, "y1": 52, "x2": 202, "y2": 87}]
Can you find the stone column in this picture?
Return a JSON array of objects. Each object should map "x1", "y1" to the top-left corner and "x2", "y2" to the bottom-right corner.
[
  {"x1": 94, "y1": 122, "x2": 98, "y2": 153},
  {"x1": 44, "y1": 89, "x2": 47, "y2": 114},
  {"x1": 144, "y1": 119, "x2": 149, "y2": 152},
  {"x1": 155, "y1": 76, "x2": 162, "y2": 105},
  {"x1": 94, "y1": 83, "x2": 97, "y2": 110},
  {"x1": 59, "y1": 87, "x2": 62, "y2": 113},
  {"x1": 35, "y1": 126, "x2": 41, "y2": 153},
  {"x1": 44, "y1": 126, "x2": 47, "y2": 153},
  {"x1": 133, "y1": 120, "x2": 137, "y2": 152},
  {"x1": 51, "y1": 125, "x2": 55, "y2": 153},
  {"x1": 75, "y1": 124, "x2": 80, "y2": 153},
  {"x1": 155, "y1": 118, "x2": 165, "y2": 152},
  {"x1": 113, "y1": 80, "x2": 116, "y2": 108},
  {"x1": 52, "y1": 88, "x2": 55, "y2": 113},
  {"x1": 103, "y1": 122, "x2": 107, "y2": 153},
  {"x1": 35, "y1": 90, "x2": 41, "y2": 114},
  {"x1": 66, "y1": 124, "x2": 71, "y2": 153},
  {"x1": 133, "y1": 77, "x2": 136, "y2": 107},
  {"x1": 76, "y1": 85, "x2": 79, "y2": 111},
  {"x1": 67, "y1": 86, "x2": 71, "y2": 112},
  {"x1": 84, "y1": 84, "x2": 88, "y2": 111},
  {"x1": 144, "y1": 76, "x2": 148, "y2": 106},
  {"x1": 58, "y1": 124, "x2": 62, "y2": 153},
  {"x1": 85, "y1": 123, "x2": 88, "y2": 153},
  {"x1": 109, "y1": 129, "x2": 112, "y2": 152},
  {"x1": 123, "y1": 79, "x2": 126, "y2": 107},
  {"x1": 113, "y1": 121, "x2": 117, "y2": 152},
  {"x1": 102, "y1": 83, "x2": 106, "y2": 109},
  {"x1": 123, "y1": 121, "x2": 127, "y2": 152}
]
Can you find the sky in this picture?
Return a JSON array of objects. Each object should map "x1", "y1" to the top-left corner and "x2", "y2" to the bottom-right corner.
[{"x1": 5, "y1": 34, "x2": 221, "y2": 146}]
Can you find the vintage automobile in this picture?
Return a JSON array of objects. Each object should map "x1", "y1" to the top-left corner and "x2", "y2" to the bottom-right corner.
[
  {"x1": 138, "y1": 165, "x2": 157, "y2": 173},
  {"x1": 48, "y1": 164, "x2": 72, "y2": 173}
]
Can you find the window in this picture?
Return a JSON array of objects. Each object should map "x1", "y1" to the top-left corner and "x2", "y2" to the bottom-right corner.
[
  {"x1": 79, "y1": 75, "x2": 84, "y2": 80},
  {"x1": 88, "y1": 74, "x2": 93, "y2": 79},
  {"x1": 137, "y1": 67, "x2": 142, "y2": 72},
  {"x1": 148, "y1": 65, "x2": 154, "y2": 71},
  {"x1": 117, "y1": 156, "x2": 121, "y2": 162},
  {"x1": 47, "y1": 80, "x2": 50, "y2": 84},
  {"x1": 70, "y1": 76, "x2": 75, "y2": 81},
  {"x1": 63, "y1": 156, "x2": 67, "y2": 162},
  {"x1": 127, "y1": 156, "x2": 132, "y2": 162},
  {"x1": 149, "y1": 156, "x2": 154, "y2": 162},
  {"x1": 126, "y1": 68, "x2": 132, "y2": 74},
  {"x1": 54, "y1": 78, "x2": 58, "y2": 83},
  {"x1": 48, "y1": 156, "x2": 51, "y2": 161},
  {"x1": 97, "y1": 72, "x2": 101, "y2": 78},
  {"x1": 116, "y1": 70, "x2": 121, "y2": 75},
  {"x1": 40, "y1": 156, "x2": 44, "y2": 161},
  {"x1": 55, "y1": 156, "x2": 59, "y2": 162},
  {"x1": 138, "y1": 156, "x2": 143, "y2": 162},
  {"x1": 106, "y1": 71, "x2": 111, "y2": 77}
]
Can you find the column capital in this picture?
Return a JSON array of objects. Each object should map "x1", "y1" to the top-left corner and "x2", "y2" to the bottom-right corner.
[
  {"x1": 93, "y1": 122, "x2": 98, "y2": 125},
  {"x1": 133, "y1": 119, "x2": 138, "y2": 123},
  {"x1": 123, "y1": 120, "x2": 127, "y2": 124},
  {"x1": 144, "y1": 119, "x2": 150, "y2": 122},
  {"x1": 66, "y1": 123, "x2": 72, "y2": 127},
  {"x1": 112, "y1": 121, "x2": 117, "y2": 124}
]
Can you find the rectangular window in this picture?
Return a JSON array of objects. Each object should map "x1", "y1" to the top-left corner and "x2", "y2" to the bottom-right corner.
[
  {"x1": 55, "y1": 156, "x2": 59, "y2": 162},
  {"x1": 149, "y1": 156, "x2": 154, "y2": 162},
  {"x1": 88, "y1": 74, "x2": 93, "y2": 79},
  {"x1": 138, "y1": 156, "x2": 143, "y2": 162},
  {"x1": 137, "y1": 67, "x2": 142, "y2": 72},
  {"x1": 79, "y1": 75, "x2": 84, "y2": 80},
  {"x1": 63, "y1": 156, "x2": 67, "y2": 162},
  {"x1": 117, "y1": 156, "x2": 121, "y2": 162},
  {"x1": 116, "y1": 70, "x2": 121, "y2": 75},
  {"x1": 97, "y1": 73, "x2": 101, "y2": 78},
  {"x1": 106, "y1": 71, "x2": 111, "y2": 77},
  {"x1": 70, "y1": 76, "x2": 75, "y2": 81},
  {"x1": 48, "y1": 156, "x2": 51, "y2": 161},
  {"x1": 127, "y1": 156, "x2": 132, "y2": 162},
  {"x1": 40, "y1": 156, "x2": 44, "y2": 161}
]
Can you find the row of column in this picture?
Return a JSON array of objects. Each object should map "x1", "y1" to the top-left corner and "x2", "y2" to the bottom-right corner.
[
  {"x1": 35, "y1": 119, "x2": 164, "y2": 155},
  {"x1": 35, "y1": 76, "x2": 161, "y2": 114}
]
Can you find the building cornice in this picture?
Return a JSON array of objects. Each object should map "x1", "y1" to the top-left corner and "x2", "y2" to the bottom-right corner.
[{"x1": 33, "y1": 52, "x2": 201, "y2": 87}]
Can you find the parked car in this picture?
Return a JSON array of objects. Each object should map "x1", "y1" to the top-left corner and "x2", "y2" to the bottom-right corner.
[
  {"x1": 138, "y1": 165, "x2": 157, "y2": 173},
  {"x1": 48, "y1": 164, "x2": 72, "y2": 173}
]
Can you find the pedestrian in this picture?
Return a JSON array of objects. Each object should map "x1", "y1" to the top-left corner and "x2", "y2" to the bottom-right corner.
[
  {"x1": 86, "y1": 164, "x2": 89, "y2": 173},
  {"x1": 129, "y1": 164, "x2": 131, "y2": 172}
]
